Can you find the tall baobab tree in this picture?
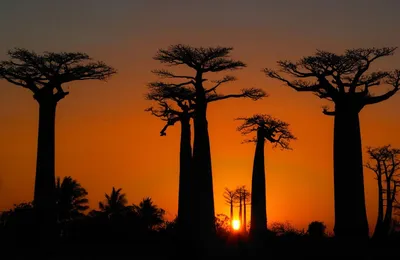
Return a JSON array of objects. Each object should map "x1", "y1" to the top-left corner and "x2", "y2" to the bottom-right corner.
[
  {"x1": 236, "y1": 186, "x2": 251, "y2": 232},
  {"x1": 145, "y1": 83, "x2": 194, "y2": 235},
  {"x1": 0, "y1": 48, "x2": 116, "y2": 238},
  {"x1": 366, "y1": 145, "x2": 400, "y2": 238},
  {"x1": 153, "y1": 44, "x2": 266, "y2": 241},
  {"x1": 223, "y1": 187, "x2": 237, "y2": 228},
  {"x1": 264, "y1": 47, "x2": 400, "y2": 239},
  {"x1": 236, "y1": 114, "x2": 295, "y2": 239}
]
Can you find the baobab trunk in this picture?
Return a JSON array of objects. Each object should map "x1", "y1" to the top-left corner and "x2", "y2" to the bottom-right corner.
[
  {"x1": 383, "y1": 183, "x2": 396, "y2": 235},
  {"x1": 372, "y1": 175, "x2": 384, "y2": 239},
  {"x1": 33, "y1": 95, "x2": 58, "y2": 240},
  {"x1": 192, "y1": 84, "x2": 216, "y2": 242},
  {"x1": 230, "y1": 202, "x2": 234, "y2": 228},
  {"x1": 333, "y1": 102, "x2": 368, "y2": 239},
  {"x1": 243, "y1": 199, "x2": 247, "y2": 233},
  {"x1": 239, "y1": 195, "x2": 243, "y2": 231},
  {"x1": 177, "y1": 114, "x2": 193, "y2": 237},
  {"x1": 250, "y1": 129, "x2": 267, "y2": 238}
]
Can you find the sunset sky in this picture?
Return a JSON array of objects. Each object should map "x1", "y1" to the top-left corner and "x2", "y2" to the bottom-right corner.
[{"x1": 1, "y1": 0, "x2": 400, "y2": 233}]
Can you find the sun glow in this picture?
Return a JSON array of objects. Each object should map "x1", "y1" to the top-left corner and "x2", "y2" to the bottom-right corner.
[{"x1": 232, "y1": 219, "x2": 241, "y2": 231}]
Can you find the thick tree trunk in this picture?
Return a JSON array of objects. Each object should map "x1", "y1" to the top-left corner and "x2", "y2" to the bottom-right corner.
[
  {"x1": 192, "y1": 93, "x2": 216, "y2": 243},
  {"x1": 372, "y1": 175, "x2": 384, "y2": 239},
  {"x1": 383, "y1": 182, "x2": 395, "y2": 235},
  {"x1": 177, "y1": 115, "x2": 192, "y2": 237},
  {"x1": 333, "y1": 103, "x2": 369, "y2": 239},
  {"x1": 249, "y1": 129, "x2": 267, "y2": 238},
  {"x1": 34, "y1": 99, "x2": 58, "y2": 240}
]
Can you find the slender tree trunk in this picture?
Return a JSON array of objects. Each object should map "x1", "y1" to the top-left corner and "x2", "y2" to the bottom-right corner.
[
  {"x1": 177, "y1": 114, "x2": 192, "y2": 237},
  {"x1": 230, "y1": 202, "x2": 233, "y2": 228},
  {"x1": 243, "y1": 199, "x2": 247, "y2": 233},
  {"x1": 239, "y1": 195, "x2": 243, "y2": 231},
  {"x1": 34, "y1": 99, "x2": 58, "y2": 241},
  {"x1": 249, "y1": 129, "x2": 267, "y2": 238},
  {"x1": 333, "y1": 102, "x2": 368, "y2": 239},
  {"x1": 372, "y1": 175, "x2": 384, "y2": 239},
  {"x1": 383, "y1": 182, "x2": 395, "y2": 235},
  {"x1": 192, "y1": 84, "x2": 216, "y2": 244}
]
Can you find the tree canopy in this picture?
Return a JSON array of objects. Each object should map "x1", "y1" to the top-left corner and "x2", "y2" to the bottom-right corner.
[
  {"x1": 236, "y1": 114, "x2": 296, "y2": 149},
  {"x1": 0, "y1": 48, "x2": 116, "y2": 101},
  {"x1": 264, "y1": 47, "x2": 400, "y2": 115}
]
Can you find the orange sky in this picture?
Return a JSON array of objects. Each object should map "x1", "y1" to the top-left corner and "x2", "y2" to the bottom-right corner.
[{"x1": 0, "y1": 1, "x2": 400, "y2": 234}]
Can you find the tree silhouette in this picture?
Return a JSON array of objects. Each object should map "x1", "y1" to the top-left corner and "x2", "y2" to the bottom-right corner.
[
  {"x1": 99, "y1": 187, "x2": 128, "y2": 217},
  {"x1": 236, "y1": 186, "x2": 251, "y2": 233},
  {"x1": 307, "y1": 221, "x2": 327, "y2": 238},
  {"x1": 264, "y1": 47, "x2": 400, "y2": 239},
  {"x1": 55, "y1": 176, "x2": 89, "y2": 222},
  {"x1": 236, "y1": 114, "x2": 295, "y2": 239},
  {"x1": 0, "y1": 48, "x2": 116, "y2": 238},
  {"x1": 366, "y1": 145, "x2": 400, "y2": 238},
  {"x1": 0, "y1": 202, "x2": 35, "y2": 243},
  {"x1": 145, "y1": 83, "x2": 194, "y2": 235},
  {"x1": 153, "y1": 44, "x2": 266, "y2": 241},
  {"x1": 132, "y1": 197, "x2": 166, "y2": 231},
  {"x1": 223, "y1": 187, "x2": 237, "y2": 229}
]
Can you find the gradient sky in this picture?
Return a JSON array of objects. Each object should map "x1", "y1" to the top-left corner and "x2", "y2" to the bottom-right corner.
[{"x1": 1, "y1": 0, "x2": 400, "y2": 233}]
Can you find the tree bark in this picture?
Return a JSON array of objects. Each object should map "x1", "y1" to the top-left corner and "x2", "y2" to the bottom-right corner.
[
  {"x1": 192, "y1": 82, "x2": 216, "y2": 243},
  {"x1": 33, "y1": 98, "x2": 58, "y2": 241},
  {"x1": 177, "y1": 114, "x2": 193, "y2": 237},
  {"x1": 333, "y1": 102, "x2": 369, "y2": 239},
  {"x1": 249, "y1": 129, "x2": 267, "y2": 238},
  {"x1": 372, "y1": 175, "x2": 384, "y2": 239}
]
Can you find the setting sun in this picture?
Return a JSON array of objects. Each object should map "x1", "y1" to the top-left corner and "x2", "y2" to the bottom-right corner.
[{"x1": 232, "y1": 220, "x2": 241, "y2": 231}]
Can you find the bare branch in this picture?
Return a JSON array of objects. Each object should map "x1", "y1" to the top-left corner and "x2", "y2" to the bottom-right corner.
[
  {"x1": 223, "y1": 188, "x2": 237, "y2": 205},
  {"x1": 151, "y1": 69, "x2": 195, "y2": 80},
  {"x1": 322, "y1": 105, "x2": 335, "y2": 116},
  {"x1": 364, "y1": 70, "x2": 400, "y2": 105},
  {"x1": 205, "y1": 75, "x2": 237, "y2": 93},
  {"x1": 207, "y1": 88, "x2": 267, "y2": 103}
]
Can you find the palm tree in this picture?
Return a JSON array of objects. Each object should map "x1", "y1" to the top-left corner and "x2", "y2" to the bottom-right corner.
[
  {"x1": 55, "y1": 176, "x2": 89, "y2": 221},
  {"x1": 99, "y1": 187, "x2": 128, "y2": 216},
  {"x1": 132, "y1": 197, "x2": 165, "y2": 231}
]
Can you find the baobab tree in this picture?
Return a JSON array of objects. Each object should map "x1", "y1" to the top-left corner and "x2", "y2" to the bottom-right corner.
[
  {"x1": 145, "y1": 83, "x2": 194, "y2": 235},
  {"x1": 153, "y1": 44, "x2": 266, "y2": 241},
  {"x1": 264, "y1": 47, "x2": 400, "y2": 239},
  {"x1": 0, "y1": 48, "x2": 116, "y2": 239},
  {"x1": 223, "y1": 187, "x2": 237, "y2": 228},
  {"x1": 366, "y1": 145, "x2": 400, "y2": 238},
  {"x1": 236, "y1": 186, "x2": 251, "y2": 232},
  {"x1": 236, "y1": 114, "x2": 295, "y2": 239}
]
